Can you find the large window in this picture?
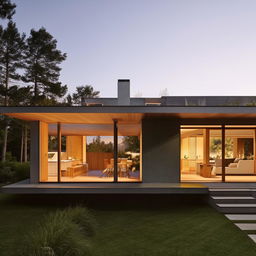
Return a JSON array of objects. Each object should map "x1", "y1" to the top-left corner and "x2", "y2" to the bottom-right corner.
[
  {"x1": 180, "y1": 125, "x2": 256, "y2": 182},
  {"x1": 40, "y1": 122, "x2": 141, "y2": 182},
  {"x1": 59, "y1": 123, "x2": 114, "y2": 182},
  {"x1": 118, "y1": 124, "x2": 141, "y2": 182}
]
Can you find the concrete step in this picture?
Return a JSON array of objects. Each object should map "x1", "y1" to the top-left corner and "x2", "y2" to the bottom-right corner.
[
  {"x1": 217, "y1": 204, "x2": 256, "y2": 213},
  {"x1": 211, "y1": 196, "x2": 256, "y2": 204},
  {"x1": 248, "y1": 234, "x2": 256, "y2": 243},
  {"x1": 225, "y1": 214, "x2": 256, "y2": 221},
  {"x1": 209, "y1": 188, "x2": 252, "y2": 196},
  {"x1": 235, "y1": 223, "x2": 256, "y2": 231}
]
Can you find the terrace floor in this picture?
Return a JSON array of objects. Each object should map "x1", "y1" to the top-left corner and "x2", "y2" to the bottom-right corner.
[
  {"x1": 1, "y1": 180, "x2": 208, "y2": 194},
  {"x1": 181, "y1": 173, "x2": 256, "y2": 183}
]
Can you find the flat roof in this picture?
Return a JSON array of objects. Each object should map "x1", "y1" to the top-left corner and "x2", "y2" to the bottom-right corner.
[{"x1": 2, "y1": 106, "x2": 256, "y2": 123}]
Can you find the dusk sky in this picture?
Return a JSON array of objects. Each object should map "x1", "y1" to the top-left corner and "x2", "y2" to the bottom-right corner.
[{"x1": 9, "y1": 0, "x2": 256, "y2": 97}]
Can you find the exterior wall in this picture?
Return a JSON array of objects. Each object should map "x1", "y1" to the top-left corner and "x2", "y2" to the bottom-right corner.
[
  {"x1": 142, "y1": 117, "x2": 180, "y2": 183},
  {"x1": 30, "y1": 121, "x2": 40, "y2": 183}
]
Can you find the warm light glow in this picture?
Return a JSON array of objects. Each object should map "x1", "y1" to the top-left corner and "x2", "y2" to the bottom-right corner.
[{"x1": 180, "y1": 125, "x2": 256, "y2": 182}]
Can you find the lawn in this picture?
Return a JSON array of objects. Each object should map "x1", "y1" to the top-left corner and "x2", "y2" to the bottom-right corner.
[{"x1": 0, "y1": 194, "x2": 255, "y2": 256}]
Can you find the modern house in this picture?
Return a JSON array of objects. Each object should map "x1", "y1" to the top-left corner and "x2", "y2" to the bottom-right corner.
[{"x1": 2, "y1": 79, "x2": 256, "y2": 193}]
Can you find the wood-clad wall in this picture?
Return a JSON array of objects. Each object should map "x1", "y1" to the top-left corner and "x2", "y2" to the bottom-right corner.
[
  {"x1": 66, "y1": 136, "x2": 84, "y2": 161},
  {"x1": 39, "y1": 121, "x2": 48, "y2": 181},
  {"x1": 86, "y1": 152, "x2": 113, "y2": 170},
  {"x1": 203, "y1": 129, "x2": 209, "y2": 164}
]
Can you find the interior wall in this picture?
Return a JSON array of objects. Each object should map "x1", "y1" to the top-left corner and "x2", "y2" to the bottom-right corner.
[
  {"x1": 142, "y1": 118, "x2": 180, "y2": 183},
  {"x1": 66, "y1": 136, "x2": 83, "y2": 161},
  {"x1": 39, "y1": 121, "x2": 48, "y2": 181}
]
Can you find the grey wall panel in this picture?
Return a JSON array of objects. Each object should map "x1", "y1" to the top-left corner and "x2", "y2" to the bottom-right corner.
[
  {"x1": 30, "y1": 121, "x2": 39, "y2": 183},
  {"x1": 142, "y1": 118, "x2": 180, "y2": 183}
]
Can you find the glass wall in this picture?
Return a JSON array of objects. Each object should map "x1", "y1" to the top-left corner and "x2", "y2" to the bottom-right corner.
[
  {"x1": 225, "y1": 129, "x2": 255, "y2": 182},
  {"x1": 180, "y1": 130, "x2": 204, "y2": 173},
  {"x1": 59, "y1": 124, "x2": 114, "y2": 182},
  {"x1": 118, "y1": 124, "x2": 141, "y2": 182},
  {"x1": 180, "y1": 126, "x2": 223, "y2": 182},
  {"x1": 181, "y1": 125, "x2": 256, "y2": 182},
  {"x1": 39, "y1": 123, "x2": 58, "y2": 182},
  {"x1": 40, "y1": 121, "x2": 142, "y2": 182}
]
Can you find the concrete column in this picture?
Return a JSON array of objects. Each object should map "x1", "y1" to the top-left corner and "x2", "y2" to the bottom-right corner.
[{"x1": 142, "y1": 118, "x2": 180, "y2": 183}]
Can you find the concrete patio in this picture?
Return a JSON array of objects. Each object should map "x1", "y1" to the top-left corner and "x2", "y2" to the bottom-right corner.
[{"x1": 1, "y1": 180, "x2": 208, "y2": 194}]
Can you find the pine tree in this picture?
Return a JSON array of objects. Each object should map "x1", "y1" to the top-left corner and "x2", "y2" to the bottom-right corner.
[
  {"x1": 72, "y1": 85, "x2": 100, "y2": 105},
  {"x1": 23, "y1": 27, "x2": 67, "y2": 105},
  {"x1": 0, "y1": 0, "x2": 16, "y2": 20},
  {"x1": 0, "y1": 21, "x2": 26, "y2": 161}
]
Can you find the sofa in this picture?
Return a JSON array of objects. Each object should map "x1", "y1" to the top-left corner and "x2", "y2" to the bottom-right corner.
[{"x1": 213, "y1": 159, "x2": 254, "y2": 175}]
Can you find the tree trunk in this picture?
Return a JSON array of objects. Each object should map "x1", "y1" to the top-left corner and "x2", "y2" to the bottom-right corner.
[
  {"x1": 20, "y1": 126, "x2": 24, "y2": 163},
  {"x1": 24, "y1": 124, "x2": 28, "y2": 162},
  {"x1": 2, "y1": 125, "x2": 8, "y2": 162},
  {"x1": 4, "y1": 62, "x2": 9, "y2": 106},
  {"x1": 2, "y1": 62, "x2": 9, "y2": 162},
  {"x1": 34, "y1": 78, "x2": 38, "y2": 104}
]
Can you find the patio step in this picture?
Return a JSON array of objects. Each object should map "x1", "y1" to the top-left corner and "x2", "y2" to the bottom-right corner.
[
  {"x1": 235, "y1": 223, "x2": 256, "y2": 231},
  {"x1": 211, "y1": 196, "x2": 256, "y2": 204},
  {"x1": 225, "y1": 214, "x2": 256, "y2": 221},
  {"x1": 216, "y1": 204, "x2": 256, "y2": 214},
  {"x1": 209, "y1": 188, "x2": 253, "y2": 197},
  {"x1": 209, "y1": 188, "x2": 256, "y2": 243},
  {"x1": 248, "y1": 234, "x2": 256, "y2": 243}
]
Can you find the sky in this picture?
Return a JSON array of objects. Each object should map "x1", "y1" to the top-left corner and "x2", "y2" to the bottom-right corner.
[{"x1": 6, "y1": 0, "x2": 256, "y2": 97}]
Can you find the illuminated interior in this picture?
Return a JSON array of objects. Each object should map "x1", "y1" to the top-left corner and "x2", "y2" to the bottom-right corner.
[
  {"x1": 180, "y1": 126, "x2": 256, "y2": 182},
  {"x1": 40, "y1": 122, "x2": 141, "y2": 182}
]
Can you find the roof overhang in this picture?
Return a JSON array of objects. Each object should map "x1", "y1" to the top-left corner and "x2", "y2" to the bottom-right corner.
[{"x1": 1, "y1": 106, "x2": 256, "y2": 124}]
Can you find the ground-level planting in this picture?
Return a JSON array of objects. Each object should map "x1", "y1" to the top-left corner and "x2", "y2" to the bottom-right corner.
[{"x1": 0, "y1": 194, "x2": 255, "y2": 256}]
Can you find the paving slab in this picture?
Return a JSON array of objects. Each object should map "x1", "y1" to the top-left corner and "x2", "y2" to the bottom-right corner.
[
  {"x1": 226, "y1": 214, "x2": 256, "y2": 221},
  {"x1": 218, "y1": 204, "x2": 256, "y2": 207},
  {"x1": 235, "y1": 223, "x2": 256, "y2": 230},
  {"x1": 248, "y1": 234, "x2": 256, "y2": 243},
  {"x1": 212, "y1": 196, "x2": 255, "y2": 200}
]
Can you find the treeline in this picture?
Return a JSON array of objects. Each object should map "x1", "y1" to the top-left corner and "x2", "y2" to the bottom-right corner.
[{"x1": 0, "y1": 0, "x2": 99, "y2": 162}]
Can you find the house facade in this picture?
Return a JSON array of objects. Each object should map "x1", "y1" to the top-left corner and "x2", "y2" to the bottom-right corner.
[{"x1": 2, "y1": 80, "x2": 256, "y2": 193}]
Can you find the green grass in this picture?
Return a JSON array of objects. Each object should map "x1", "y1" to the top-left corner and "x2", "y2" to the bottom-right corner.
[{"x1": 0, "y1": 194, "x2": 255, "y2": 256}]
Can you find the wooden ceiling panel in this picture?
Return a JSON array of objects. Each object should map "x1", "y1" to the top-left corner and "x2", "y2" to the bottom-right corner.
[{"x1": 6, "y1": 113, "x2": 143, "y2": 124}]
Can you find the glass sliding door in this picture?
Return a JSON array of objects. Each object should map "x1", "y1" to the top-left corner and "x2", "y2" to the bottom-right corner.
[
  {"x1": 180, "y1": 126, "x2": 222, "y2": 182},
  {"x1": 117, "y1": 124, "x2": 142, "y2": 182},
  {"x1": 39, "y1": 123, "x2": 58, "y2": 182},
  {"x1": 40, "y1": 119, "x2": 142, "y2": 183},
  {"x1": 209, "y1": 129, "x2": 223, "y2": 180},
  {"x1": 224, "y1": 128, "x2": 255, "y2": 182},
  {"x1": 180, "y1": 125, "x2": 256, "y2": 182},
  {"x1": 59, "y1": 123, "x2": 114, "y2": 182}
]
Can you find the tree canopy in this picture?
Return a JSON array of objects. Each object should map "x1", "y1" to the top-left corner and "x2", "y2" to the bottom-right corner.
[
  {"x1": 0, "y1": 0, "x2": 16, "y2": 19},
  {"x1": 72, "y1": 85, "x2": 100, "y2": 104},
  {"x1": 23, "y1": 27, "x2": 67, "y2": 105},
  {"x1": 0, "y1": 21, "x2": 26, "y2": 106}
]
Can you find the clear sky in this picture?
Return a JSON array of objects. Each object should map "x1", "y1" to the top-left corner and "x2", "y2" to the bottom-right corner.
[{"x1": 7, "y1": 0, "x2": 256, "y2": 97}]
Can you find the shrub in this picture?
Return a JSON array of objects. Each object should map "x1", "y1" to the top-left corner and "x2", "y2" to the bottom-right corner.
[
  {"x1": 21, "y1": 207, "x2": 96, "y2": 256},
  {"x1": 11, "y1": 162, "x2": 30, "y2": 181},
  {"x1": 0, "y1": 161, "x2": 30, "y2": 184},
  {"x1": 0, "y1": 165, "x2": 15, "y2": 183},
  {"x1": 64, "y1": 206, "x2": 97, "y2": 237}
]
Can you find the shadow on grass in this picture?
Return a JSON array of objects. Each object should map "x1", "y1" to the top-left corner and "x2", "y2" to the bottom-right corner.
[{"x1": 0, "y1": 193, "x2": 209, "y2": 210}]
